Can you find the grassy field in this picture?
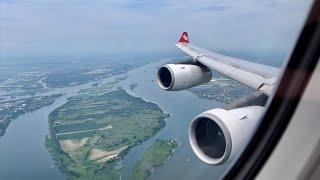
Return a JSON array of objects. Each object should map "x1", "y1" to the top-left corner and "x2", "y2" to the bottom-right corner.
[
  {"x1": 46, "y1": 87, "x2": 169, "y2": 179},
  {"x1": 132, "y1": 139, "x2": 178, "y2": 180}
]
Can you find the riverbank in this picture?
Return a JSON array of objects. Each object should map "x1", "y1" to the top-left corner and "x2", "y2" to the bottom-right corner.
[
  {"x1": 45, "y1": 83, "x2": 170, "y2": 179},
  {"x1": 0, "y1": 94, "x2": 63, "y2": 137},
  {"x1": 119, "y1": 60, "x2": 225, "y2": 180},
  {"x1": 132, "y1": 139, "x2": 178, "y2": 180},
  {"x1": 0, "y1": 59, "x2": 226, "y2": 180}
]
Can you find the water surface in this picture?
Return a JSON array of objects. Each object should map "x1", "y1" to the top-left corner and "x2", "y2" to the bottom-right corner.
[{"x1": 0, "y1": 60, "x2": 228, "y2": 179}]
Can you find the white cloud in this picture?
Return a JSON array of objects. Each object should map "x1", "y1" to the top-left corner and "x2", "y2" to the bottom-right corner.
[{"x1": 0, "y1": 0, "x2": 314, "y2": 59}]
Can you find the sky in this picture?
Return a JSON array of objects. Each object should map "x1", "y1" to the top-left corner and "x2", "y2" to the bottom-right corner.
[{"x1": 0, "y1": 0, "x2": 314, "y2": 60}]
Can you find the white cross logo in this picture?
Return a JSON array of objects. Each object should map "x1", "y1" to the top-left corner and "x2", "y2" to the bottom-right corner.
[{"x1": 183, "y1": 35, "x2": 188, "y2": 41}]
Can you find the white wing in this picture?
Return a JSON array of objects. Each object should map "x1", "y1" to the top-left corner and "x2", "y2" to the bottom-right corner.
[{"x1": 176, "y1": 33, "x2": 280, "y2": 95}]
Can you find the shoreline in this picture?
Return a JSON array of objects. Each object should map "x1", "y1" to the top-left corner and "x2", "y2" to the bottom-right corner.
[
  {"x1": 123, "y1": 87, "x2": 172, "y2": 120},
  {"x1": 45, "y1": 86, "x2": 169, "y2": 179},
  {"x1": 131, "y1": 139, "x2": 178, "y2": 180}
]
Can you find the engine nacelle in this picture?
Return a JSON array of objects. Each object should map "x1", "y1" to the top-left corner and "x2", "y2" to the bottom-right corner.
[
  {"x1": 157, "y1": 64, "x2": 212, "y2": 91},
  {"x1": 189, "y1": 106, "x2": 264, "y2": 165}
]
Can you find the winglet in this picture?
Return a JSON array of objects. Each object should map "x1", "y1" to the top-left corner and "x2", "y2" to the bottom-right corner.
[{"x1": 178, "y1": 32, "x2": 189, "y2": 44}]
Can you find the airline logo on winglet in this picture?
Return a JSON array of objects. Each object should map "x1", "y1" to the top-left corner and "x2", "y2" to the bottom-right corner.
[{"x1": 179, "y1": 32, "x2": 189, "y2": 44}]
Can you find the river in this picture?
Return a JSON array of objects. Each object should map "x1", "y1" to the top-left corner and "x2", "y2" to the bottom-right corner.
[
  {"x1": 0, "y1": 59, "x2": 229, "y2": 180},
  {"x1": 120, "y1": 60, "x2": 228, "y2": 180}
]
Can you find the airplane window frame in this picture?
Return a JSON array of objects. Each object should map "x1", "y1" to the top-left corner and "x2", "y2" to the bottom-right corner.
[{"x1": 224, "y1": 1, "x2": 320, "y2": 179}]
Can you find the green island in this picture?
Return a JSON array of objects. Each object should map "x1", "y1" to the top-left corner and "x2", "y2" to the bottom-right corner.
[
  {"x1": 46, "y1": 88, "x2": 169, "y2": 179},
  {"x1": 132, "y1": 139, "x2": 178, "y2": 180}
]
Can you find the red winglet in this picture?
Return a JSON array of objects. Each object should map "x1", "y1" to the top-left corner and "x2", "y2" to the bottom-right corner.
[{"x1": 178, "y1": 32, "x2": 189, "y2": 44}]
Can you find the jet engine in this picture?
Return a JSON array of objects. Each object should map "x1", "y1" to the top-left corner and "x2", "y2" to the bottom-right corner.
[
  {"x1": 189, "y1": 106, "x2": 264, "y2": 165},
  {"x1": 157, "y1": 64, "x2": 212, "y2": 91}
]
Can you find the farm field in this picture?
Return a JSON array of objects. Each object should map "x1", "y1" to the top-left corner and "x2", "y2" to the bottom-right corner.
[{"x1": 46, "y1": 87, "x2": 169, "y2": 179}]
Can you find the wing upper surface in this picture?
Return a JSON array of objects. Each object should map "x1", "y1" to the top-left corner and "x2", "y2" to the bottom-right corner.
[{"x1": 176, "y1": 42, "x2": 280, "y2": 95}]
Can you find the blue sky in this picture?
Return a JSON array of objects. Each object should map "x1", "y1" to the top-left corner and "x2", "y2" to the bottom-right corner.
[{"x1": 0, "y1": 0, "x2": 313, "y2": 59}]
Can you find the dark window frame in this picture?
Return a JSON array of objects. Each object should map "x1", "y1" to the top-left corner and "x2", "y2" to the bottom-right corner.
[{"x1": 224, "y1": 1, "x2": 320, "y2": 179}]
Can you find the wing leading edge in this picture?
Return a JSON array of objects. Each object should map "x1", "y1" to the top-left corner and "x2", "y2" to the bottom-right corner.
[{"x1": 176, "y1": 32, "x2": 280, "y2": 95}]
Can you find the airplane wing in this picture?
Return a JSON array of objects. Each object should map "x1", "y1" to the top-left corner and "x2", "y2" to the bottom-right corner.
[
  {"x1": 156, "y1": 32, "x2": 283, "y2": 165},
  {"x1": 176, "y1": 32, "x2": 280, "y2": 95}
]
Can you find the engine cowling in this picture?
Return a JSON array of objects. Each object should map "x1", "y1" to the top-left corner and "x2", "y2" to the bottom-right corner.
[
  {"x1": 189, "y1": 106, "x2": 264, "y2": 165},
  {"x1": 157, "y1": 64, "x2": 212, "y2": 91}
]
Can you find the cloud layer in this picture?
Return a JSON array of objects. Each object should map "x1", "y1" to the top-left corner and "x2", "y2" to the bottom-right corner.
[{"x1": 0, "y1": 0, "x2": 313, "y2": 58}]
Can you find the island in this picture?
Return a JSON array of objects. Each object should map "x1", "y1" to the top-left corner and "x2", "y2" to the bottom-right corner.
[
  {"x1": 132, "y1": 139, "x2": 178, "y2": 180},
  {"x1": 46, "y1": 88, "x2": 169, "y2": 179},
  {"x1": 0, "y1": 94, "x2": 63, "y2": 137},
  {"x1": 0, "y1": 59, "x2": 144, "y2": 139}
]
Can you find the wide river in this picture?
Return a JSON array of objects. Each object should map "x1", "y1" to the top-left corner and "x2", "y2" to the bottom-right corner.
[{"x1": 0, "y1": 59, "x2": 230, "y2": 180}]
